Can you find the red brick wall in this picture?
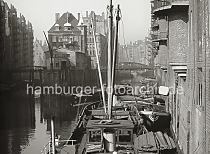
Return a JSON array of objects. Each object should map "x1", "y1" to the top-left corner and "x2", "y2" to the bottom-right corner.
[{"x1": 168, "y1": 11, "x2": 188, "y2": 64}]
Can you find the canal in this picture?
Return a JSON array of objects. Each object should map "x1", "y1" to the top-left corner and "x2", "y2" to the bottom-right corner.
[{"x1": 0, "y1": 91, "x2": 79, "y2": 154}]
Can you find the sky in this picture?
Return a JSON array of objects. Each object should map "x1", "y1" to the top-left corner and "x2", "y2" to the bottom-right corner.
[{"x1": 4, "y1": 0, "x2": 151, "y2": 44}]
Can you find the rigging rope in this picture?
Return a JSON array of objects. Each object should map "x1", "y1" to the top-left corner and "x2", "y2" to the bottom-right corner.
[
  {"x1": 91, "y1": 18, "x2": 107, "y2": 114},
  {"x1": 119, "y1": 11, "x2": 133, "y2": 84}
]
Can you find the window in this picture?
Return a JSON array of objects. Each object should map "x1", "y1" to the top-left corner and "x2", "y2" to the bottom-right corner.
[
  {"x1": 187, "y1": 111, "x2": 190, "y2": 124},
  {"x1": 52, "y1": 36, "x2": 56, "y2": 42},
  {"x1": 59, "y1": 37, "x2": 63, "y2": 42},
  {"x1": 89, "y1": 130, "x2": 101, "y2": 143},
  {"x1": 118, "y1": 129, "x2": 131, "y2": 143},
  {"x1": 209, "y1": 0, "x2": 210, "y2": 32},
  {"x1": 55, "y1": 26, "x2": 59, "y2": 31},
  {"x1": 198, "y1": 83, "x2": 202, "y2": 106},
  {"x1": 55, "y1": 62, "x2": 59, "y2": 68},
  {"x1": 197, "y1": 0, "x2": 202, "y2": 62},
  {"x1": 197, "y1": 68, "x2": 202, "y2": 106}
]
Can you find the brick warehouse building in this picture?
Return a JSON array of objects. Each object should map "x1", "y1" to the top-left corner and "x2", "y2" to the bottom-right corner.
[
  {"x1": 48, "y1": 12, "x2": 87, "y2": 54},
  {"x1": 0, "y1": 0, "x2": 33, "y2": 82},
  {"x1": 118, "y1": 38, "x2": 152, "y2": 66},
  {"x1": 151, "y1": 0, "x2": 210, "y2": 154},
  {"x1": 82, "y1": 11, "x2": 108, "y2": 69},
  {"x1": 48, "y1": 11, "x2": 108, "y2": 69},
  {"x1": 188, "y1": 1, "x2": 210, "y2": 153}
]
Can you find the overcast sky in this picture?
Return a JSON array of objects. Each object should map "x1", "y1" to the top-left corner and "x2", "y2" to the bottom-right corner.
[{"x1": 4, "y1": 0, "x2": 151, "y2": 44}]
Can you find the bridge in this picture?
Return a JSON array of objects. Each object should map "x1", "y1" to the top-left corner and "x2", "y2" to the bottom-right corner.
[
  {"x1": 7, "y1": 66, "x2": 47, "y2": 85},
  {"x1": 1, "y1": 63, "x2": 154, "y2": 87},
  {"x1": 12, "y1": 66, "x2": 46, "y2": 72},
  {"x1": 116, "y1": 62, "x2": 153, "y2": 70}
]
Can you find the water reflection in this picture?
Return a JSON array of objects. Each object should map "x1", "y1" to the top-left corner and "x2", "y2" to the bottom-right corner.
[
  {"x1": 41, "y1": 95, "x2": 78, "y2": 140},
  {"x1": 0, "y1": 91, "x2": 78, "y2": 154}
]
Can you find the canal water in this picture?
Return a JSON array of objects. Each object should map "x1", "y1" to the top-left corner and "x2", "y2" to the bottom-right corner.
[{"x1": 0, "y1": 91, "x2": 80, "y2": 154}]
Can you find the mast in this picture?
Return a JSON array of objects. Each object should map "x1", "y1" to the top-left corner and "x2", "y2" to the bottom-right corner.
[
  {"x1": 51, "y1": 117, "x2": 55, "y2": 154},
  {"x1": 107, "y1": 0, "x2": 114, "y2": 119},
  {"x1": 111, "y1": 5, "x2": 120, "y2": 93},
  {"x1": 43, "y1": 31, "x2": 53, "y2": 70}
]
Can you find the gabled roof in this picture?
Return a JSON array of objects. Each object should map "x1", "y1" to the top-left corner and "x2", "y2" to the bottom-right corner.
[
  {"x1": 48, "y1": 12, "x2": 80, "y2": 33},
  {"x1": 78, "y1": 15, "x2": 84, "y2": 26}
]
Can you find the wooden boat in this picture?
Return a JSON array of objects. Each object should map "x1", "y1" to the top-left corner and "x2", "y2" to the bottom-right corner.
[
  {"x1": 62, "y1": 101, "x2": 140, "y2": 154},
  {"x1": 140, "y1": 111, "x2": 171, "y2": 132},
  {"x1": 40, "y1": 1, "x2": 176, "y2": 153},
  {"x1": 118, "y1": 95, "x2": 171, "y2": 132},
  {"x1": 63, "y1": 2, "x2": 140, "y2": 153}
]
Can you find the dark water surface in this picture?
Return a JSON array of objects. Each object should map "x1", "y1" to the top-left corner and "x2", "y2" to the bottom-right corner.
[{"x1": 0, "y1": 91, "x2": 78, "y2": 154}]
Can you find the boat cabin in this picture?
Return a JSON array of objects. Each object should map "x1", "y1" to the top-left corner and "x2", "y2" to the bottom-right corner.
[{"x1": 85, "y1": 119, "x2": 134, "y2": 153}]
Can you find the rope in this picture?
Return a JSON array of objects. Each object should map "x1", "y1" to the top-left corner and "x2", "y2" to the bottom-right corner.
[
  {"x1": 119, "y1": 11, "x2": 133, "y2": 83},
  {"x1": 91, "y1": 18, "x2": 107, "y2": 114}
]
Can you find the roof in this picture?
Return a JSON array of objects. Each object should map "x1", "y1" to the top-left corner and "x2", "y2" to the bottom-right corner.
[
  {"x1": 153, "y1": 1, "x2": 189, "y2": 14},
  {"x1": 56, "y1": 48, "x2": 75, "y2": 53},
  {"x1": 117, "y1": 62, "x2": 152, "y2": 70},
  {"x1": 64, "y1": 22, "x2": 72, "y2": 27},
  {"x1": 155, "y1": 131, "x2": 176, "y2": 150},
  {"x1": 78, "y1": 15, "x2": 84, "y2": 26},
  {"x1": 91, "y1": 109, "x2": 129, "y2": 116},
  {"x1": 118, "y1": 95, "x2": 137, "y2": 101},
  {"x1": 118, "y1": 95, "x2": 144, "y2": 102},
  {"x1": 134, "y1": 132, "x2": 157, "y2": 152},
  {"x1": 48, "y1": 12, "x2": 80, "y2": 33},
  {"x1": 134, "y1": 131, "x2": 176, "y2": 152},
  {"x1": 86, "y1": 120, "x2": 134, "y2": 129}
]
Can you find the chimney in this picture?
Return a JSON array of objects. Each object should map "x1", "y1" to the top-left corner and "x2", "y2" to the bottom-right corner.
[
  {"x1": 102, "y1": 12, "x2": 105, "y2": 19},
  {"x1": 78, "y1": 13, "x2": 80, "y2": 22},
  {"x1": 55, "y1": 13, "x2": 60, "y2": 22},
  {"x1": 86, "y1": 11, "x2": 88, "y2": 17}
]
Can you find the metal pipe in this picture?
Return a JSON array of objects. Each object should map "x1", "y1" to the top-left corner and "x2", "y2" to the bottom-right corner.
[
  {"x1": 48, "y1": 141, "x2": 51, "y2": 154},
  {"x1": 43, "y1": 31, "x2": 53, "y2": 71}
]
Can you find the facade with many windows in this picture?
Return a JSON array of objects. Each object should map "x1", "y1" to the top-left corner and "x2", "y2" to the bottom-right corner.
[
  {"x1": 82, "y1": 11, "x2": 108, "y2": 69},
  {"x1": 48, "y1": 12, "x2": 87, "y2": 54},
  {"x1": 188, "y1": 1, "x2": 210, "y2": 153},
  {"x1": 151, "y1": 0, "x2": 210, "y2": 153}
]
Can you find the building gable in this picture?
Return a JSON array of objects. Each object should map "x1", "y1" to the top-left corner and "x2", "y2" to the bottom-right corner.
[{"x1": 48, "y1": 12, "x2": 80, "y2": 33}]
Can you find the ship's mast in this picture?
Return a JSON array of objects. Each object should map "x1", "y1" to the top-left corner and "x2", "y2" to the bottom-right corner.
[
  {"x1": 111, "y1": 5, "x2": 120, "y2": 96},
  {"x1": 107, "y1": 0, "x2": 114, "y2": 119},
  {"x1": 43, "y1": 31, "x2": 53, "y2": 70}
]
